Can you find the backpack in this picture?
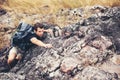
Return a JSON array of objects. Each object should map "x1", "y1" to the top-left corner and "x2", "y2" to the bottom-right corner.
[{"x1": 11, "y1": 22, "x2": 34, "y2": 46}]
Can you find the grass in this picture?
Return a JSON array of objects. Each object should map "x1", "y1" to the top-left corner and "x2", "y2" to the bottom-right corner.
[
  {"x1": 2, "y1": 0, "x2": 120, "y2": 14},
  {"x1": 0, "y1": 34, "x2": 9, "y2": 49}
]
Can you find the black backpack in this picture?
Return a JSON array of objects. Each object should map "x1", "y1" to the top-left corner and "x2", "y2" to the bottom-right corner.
[{"x1": 11, "y1": 22, "x2": 34, "y2": 46}]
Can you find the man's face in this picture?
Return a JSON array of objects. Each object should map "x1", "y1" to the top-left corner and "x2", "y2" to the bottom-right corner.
[{"x1": 35, "y1": 27, "x2": 44, "y2": 37}]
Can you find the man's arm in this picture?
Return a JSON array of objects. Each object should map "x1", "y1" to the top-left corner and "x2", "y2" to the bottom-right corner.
[{"x1": 30, "y1": 37, "x2": 52, "y2": 48}]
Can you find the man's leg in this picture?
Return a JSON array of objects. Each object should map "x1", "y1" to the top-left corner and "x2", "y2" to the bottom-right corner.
[{"x1": 7, "y1": 47, "x2": 17, "y2": 65}]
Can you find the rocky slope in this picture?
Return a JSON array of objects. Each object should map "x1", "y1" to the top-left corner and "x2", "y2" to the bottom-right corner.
[{"x1": 0, "y1": 6, "x2": 120, "y2": 80}]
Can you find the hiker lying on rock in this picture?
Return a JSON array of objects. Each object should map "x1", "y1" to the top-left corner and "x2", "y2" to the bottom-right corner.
[{"x1": 7, "y1": 22, "x2": 53, "y2": 67}]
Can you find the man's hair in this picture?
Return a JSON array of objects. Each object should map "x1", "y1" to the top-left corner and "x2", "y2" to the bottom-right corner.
[{"x1": 34, "y1": 22, "x2": 44, "y2": 31}]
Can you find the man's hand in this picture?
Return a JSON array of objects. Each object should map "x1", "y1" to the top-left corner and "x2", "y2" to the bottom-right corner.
[
  {"x1": 44, "y1": 44, "x2": 53, "y2": 48},
  {"x1": 44, "y1": 29, "x2": 53, "y2": 34}
]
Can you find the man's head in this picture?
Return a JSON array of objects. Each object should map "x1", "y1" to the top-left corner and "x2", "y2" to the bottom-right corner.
[{"x1": 34, "y1": 23, "x2": 45, "y2": 37}]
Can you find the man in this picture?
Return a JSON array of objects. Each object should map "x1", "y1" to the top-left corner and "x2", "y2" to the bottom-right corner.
[{"x1": 7, "y1": 22, "x2": 53, "y2": 67}]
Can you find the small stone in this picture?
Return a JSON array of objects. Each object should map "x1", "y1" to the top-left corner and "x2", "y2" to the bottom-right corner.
[
  {"x1": 60, "y1": 57, "x2": 78, "y2": 73},
  {"x1": 111, "y1": 54, "x2": 120, "y2": 65}
]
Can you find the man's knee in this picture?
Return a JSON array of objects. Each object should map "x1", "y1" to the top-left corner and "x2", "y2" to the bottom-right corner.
[{"x1": 8, "y1": 54, "x2": 16, "y2": 63}]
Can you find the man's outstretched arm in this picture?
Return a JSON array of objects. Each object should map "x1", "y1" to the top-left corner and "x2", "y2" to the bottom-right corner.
[{"x1": 30, "y1": 37, "x2": 52, "y2": 48}]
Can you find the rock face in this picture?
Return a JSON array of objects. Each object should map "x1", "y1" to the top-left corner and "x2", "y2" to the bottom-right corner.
[
  {"x1": 0, "y1": 6, "x2": 120, "y2": 80},
  {"x1": 0, "y1": 9, "x2": 6, "y2": 16},
  {"x1": 0, "y1": 0, "x2": 5, "y2": 4}
]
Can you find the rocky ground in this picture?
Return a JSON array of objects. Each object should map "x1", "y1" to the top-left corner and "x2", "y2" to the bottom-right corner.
[{"x1": 0, "y1": 5, "x2": 120, "y2": 80}]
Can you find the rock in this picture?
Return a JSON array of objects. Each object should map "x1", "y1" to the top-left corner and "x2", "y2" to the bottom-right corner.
[
  {"x1": 49, "y1": 70, "x2": 62, "y2": 78},
  {"x1": 72, "y1": 66, "x2": 118, "y2": 80},
  {"x1": 79, "y1": 46, "x2": 100, "y2": 65},
  {"x1": 100, "y1": 61, "x2": 120, "y2": 78},
  {"x1": 0, "y1": 73, "x2": 25, "y2": 80},
  {"x1": 60, "y1": 57, "x2": 78, "y2": 73},
  {"x1": 0, "y1": 0, "x2": 6, "y2": 4},
  {"x1": 0, "y1": 9, "x2": 6, "y2": 16},
  {"x1": 90, "y1": 35, "x2": 112, "y2": 51},
  {"x1": 0, "y1": 6, "x2": 120, "y2": 80},
  {"x1": 111, "y1": 54, "x2": 120, "y2": 65}
]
